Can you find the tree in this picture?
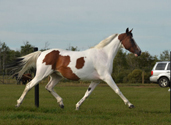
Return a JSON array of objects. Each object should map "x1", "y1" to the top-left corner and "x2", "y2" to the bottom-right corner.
[
  {"x1": 66, "y1": 45, "x2": 79, "y2": 51},
  {"x1": 126, "y1": 53, "x2": 138, "y2": 70},
  {"x1": 40, "y1": 42, "x2": 50, "y2": 51},
  {"x1": 127, "y1": 69, "x2": 142, "y2": 83},
  {"x1": 20, "y1": 41, "x2": 34, "y2": 56},
  {"x1": 112, "y1": 48, "x2": 128, "y2": 83},
  {"x1": 112, "y1": 50, "x2": 158, "y2": 83},
  {"x1": 126, "y1": 51, "x2": 158, "y2": 72},
  {"x1": 160, "y1": 50, "x2": 170, "y2": 61},
  {"x1": 0, "y1": 42, "x2": 10, "y2": 74},
  {"x1": 135, "y1": 51, "x2": 158, "y2": 72},
  {"x1": 0, "y1": 42, "x2": 2, "y2": 71}
]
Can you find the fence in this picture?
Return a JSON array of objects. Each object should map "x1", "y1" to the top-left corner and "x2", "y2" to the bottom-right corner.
[
  {"x1": 0, "y1": 71, "x2": 150, "y2": 85},
  {"x1": 0, "y1": 74, "x2": 50, "y2": 84}
]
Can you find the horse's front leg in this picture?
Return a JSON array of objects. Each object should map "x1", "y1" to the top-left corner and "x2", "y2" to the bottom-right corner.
[{"x1": 103, "y1": 75, "x2": 134, "y2": 109}]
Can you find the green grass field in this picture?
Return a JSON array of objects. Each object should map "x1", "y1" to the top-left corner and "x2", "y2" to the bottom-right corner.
[{"x1": 0, "y1": 83, "x2": 170, "y2": 125}]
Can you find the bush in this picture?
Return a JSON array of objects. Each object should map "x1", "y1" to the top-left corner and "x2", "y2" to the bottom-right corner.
[
  {"x1": 112, "y1": 71, "x2": 129, "y2": 83},
  {"x1": 127, "y1": 69, "x2": 142, "y2": 83},
  {"x1": 144, "y1": 71, "x2": 151, "y2": 83}
]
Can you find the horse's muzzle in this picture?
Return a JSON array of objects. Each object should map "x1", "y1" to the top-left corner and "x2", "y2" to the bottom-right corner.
[{"x1": 135, "y1": 51, "x2": 141, "y2": 57}]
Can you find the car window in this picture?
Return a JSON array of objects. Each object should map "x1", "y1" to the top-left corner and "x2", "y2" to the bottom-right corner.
[
  {"x1": 167, "y1": 63, "x2": 170, "y2": 70},
  {"x1": 155, "y1": 63, "x2": 167, "y2": 70}
]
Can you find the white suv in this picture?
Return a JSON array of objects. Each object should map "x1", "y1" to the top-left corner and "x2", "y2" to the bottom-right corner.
[{"x1": 150, "y1": 61, "x2": 170, "y2": 87}]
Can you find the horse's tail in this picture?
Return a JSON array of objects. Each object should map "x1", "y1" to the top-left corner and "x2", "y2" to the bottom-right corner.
[{"x1": 7, "y1": 51, "x2": 42, "y2": 79}]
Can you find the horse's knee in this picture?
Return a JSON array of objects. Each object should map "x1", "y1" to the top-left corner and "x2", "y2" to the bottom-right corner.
[{"x1": 115, "y1": 89, "x2": 121, "y2": 95}]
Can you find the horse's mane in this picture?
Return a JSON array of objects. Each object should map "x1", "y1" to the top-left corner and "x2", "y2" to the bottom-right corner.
[{"x1": 93, "y1": 34, "x2": 118, "y2": 49}]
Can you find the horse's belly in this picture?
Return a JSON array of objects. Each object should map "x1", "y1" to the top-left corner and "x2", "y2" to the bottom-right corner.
[
  {"x1": 74, "y1": 67, "x2": 100, "y2": 81},
  {"x1": 56, "y1": 67, "x2": 100, "y2": 81}
]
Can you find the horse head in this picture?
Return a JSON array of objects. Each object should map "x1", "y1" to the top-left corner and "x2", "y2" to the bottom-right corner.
[{"x1": 118, "y1": 28, "x2": 141, "y2": 56}]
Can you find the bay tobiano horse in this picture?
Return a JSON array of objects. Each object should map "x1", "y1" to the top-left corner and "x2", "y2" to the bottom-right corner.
[
  {"x1": 12, "y1": 28, "x2": 141, "y2": 110},
  {"x1": 13, "y1": 73, "x2": 32, "y2": 85}
]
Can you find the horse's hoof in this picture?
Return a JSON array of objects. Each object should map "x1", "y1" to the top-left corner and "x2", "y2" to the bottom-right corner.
[
  {"x1": 76, "y1": 107, "x2": 79, "y2": 110},
  {"x1": 129, "y1": 105, "x2": 135, "y2": 109},
  {"x1": 60, "y1": 104, "x2": 64, "y2": 109},
  {"x1": 15, "y1": 104, "x2": 20, "y2": 108}
]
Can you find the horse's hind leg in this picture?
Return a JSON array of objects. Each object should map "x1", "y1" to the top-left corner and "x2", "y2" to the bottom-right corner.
[
  {"x1": 45, "y1": 73, "x2": 63, "y2": 108},
  {"x1": 16, "y1": 76, "x2": 42, "y2": 107}
]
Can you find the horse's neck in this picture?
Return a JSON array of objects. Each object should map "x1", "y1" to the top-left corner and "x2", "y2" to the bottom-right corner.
[{"x1": 103, "y1": 36, "x2": 121, "y2": 59}]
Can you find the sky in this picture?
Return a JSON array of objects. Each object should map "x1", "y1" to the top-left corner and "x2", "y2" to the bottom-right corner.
[{"x1": 0, "y1": 0, "x2": 170, "y2": 57}]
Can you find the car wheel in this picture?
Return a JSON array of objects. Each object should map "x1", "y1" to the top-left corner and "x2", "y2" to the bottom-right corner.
[{"x1": 158, "y1": 77, "x2": 169, "y2": 87}]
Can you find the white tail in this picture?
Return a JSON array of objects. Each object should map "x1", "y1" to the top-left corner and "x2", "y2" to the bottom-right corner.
[{"x1": 17, "y1": 51, "x2": 42, "y2": 78}]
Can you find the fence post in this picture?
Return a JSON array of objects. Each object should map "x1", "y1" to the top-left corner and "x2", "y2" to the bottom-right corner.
[{"x1": 34, "y1": 47, "x2": 39, "y2": 107}]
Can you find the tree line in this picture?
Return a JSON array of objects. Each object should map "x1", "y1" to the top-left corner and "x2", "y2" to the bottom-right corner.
[
  {"x1": 0, "y1": 41, "x2": 170, "y2": 83},
  {"x1": 112, "y1": 49, "x2": 170, "y2": 83}
]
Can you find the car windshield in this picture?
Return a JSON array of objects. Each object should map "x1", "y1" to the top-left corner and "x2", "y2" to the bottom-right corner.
[{"x1": 155, "y1": 63, "x2": 167, "y2": 70}]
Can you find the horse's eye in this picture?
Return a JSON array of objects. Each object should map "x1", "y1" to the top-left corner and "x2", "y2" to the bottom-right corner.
[{"x1": 131, "y1": 39, "x2": 135, "y2": 44}]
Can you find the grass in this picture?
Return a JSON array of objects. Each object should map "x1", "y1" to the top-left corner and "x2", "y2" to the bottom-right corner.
[{"x1": 0, "y1": 83, "x2": 170, "y2": 125}]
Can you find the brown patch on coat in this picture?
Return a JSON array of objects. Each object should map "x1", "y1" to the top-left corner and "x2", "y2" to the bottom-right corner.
[
  {"x1": 76, "y1": 57, "x2": 85, "y2": 69},
  {"x1": 42, "y1": 50, "x2": 80, "y2": 80}
]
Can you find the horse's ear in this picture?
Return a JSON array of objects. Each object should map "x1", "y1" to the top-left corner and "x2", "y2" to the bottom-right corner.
[
  {"x1": 126, "y1": 28, "x2": 129, "y2": 33},
  {"x1": 130, "y1": 28, "x2": 133, "y2": 33}
]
